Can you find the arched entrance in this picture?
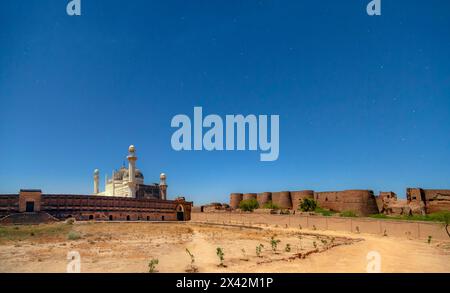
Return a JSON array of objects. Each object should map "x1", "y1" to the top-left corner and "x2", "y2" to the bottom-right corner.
[
  {"x1": 25, "y1": 201, "x2": 35, "y2": 212},
  {"x1": 176, "y1": 205, "x2": 185, "y2": 221}
]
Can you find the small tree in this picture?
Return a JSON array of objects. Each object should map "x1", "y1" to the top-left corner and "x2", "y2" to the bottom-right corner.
[
  {"x1": 185, "y1": 248, "x2": 198, "y2": 272},
  {"x1": 216, "y1": 247, "x2": 225, "y2": 267},
  {"x1": 299, "y1": 198, "x2": 317, "y2": 212},
  {"x1": 298, "y1": 235, "x2": 303, "y2": 250},
  {"x1": 270, "y1": 235, "x2": 281, "y2": 252},
  {"x1": 239, "y1": 199, "x2": 259, "y2": 212},
  {"x1": 256, "y1": 244, "x2": 264, "y2": 257},
  {"x1": 148, "y1": 259, "x2": 159, "y2": 273},
  {"x1": 285, "y1": 244, "x2": 291, "y2": 252}
]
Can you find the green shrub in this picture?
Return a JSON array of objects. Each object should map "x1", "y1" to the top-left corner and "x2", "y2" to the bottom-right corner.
[
  {"x1": 263, "y1": 201, "x2": 279, "y2": 210},
  {"x1": 216, "y1": 247, "x2": 225, "y2": 267},
  {"x1": 369, "y1": 211, "x2": 450, "y2": 229},
  {"x1": 270, "y1": 235, "x2": 281, "y2": 252},
  {"x1": 256, "y1": 244, "x2": 264, "y2": 257},
  {"x1": 368, "y1": 214, "x2": 389, "y2": 219},
  {"x1": 239, "y1": 199, "x2": 259, "y2": 212},
  {"x1": 67, "y1": 231, "x2": 81, "y2": 240},
  {"x1": 340, "y1": 210, "x2": 357, "y2": 217},
  {"x1": 314, "y1": 207, "x2": 335, "y2": 216},
  {"x1": 284, "y1": 244, "x2": 291, "y2": 252},
  {"x1": 148, "y1": 259, "x2": 159, "y2": 273},
  {"x1": 299, "y1": 198, "x2": 317, "y2": 212}
]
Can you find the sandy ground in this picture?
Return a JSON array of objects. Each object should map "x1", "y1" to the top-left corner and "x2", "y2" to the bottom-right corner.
[{"x1": 0, "y1": 221, "x2": 449, "y2": 273}]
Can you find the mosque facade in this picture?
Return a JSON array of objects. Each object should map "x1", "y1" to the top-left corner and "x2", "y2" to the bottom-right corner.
[{"x1": 0, "y1": 145, "x2": 192, "y2": 224}]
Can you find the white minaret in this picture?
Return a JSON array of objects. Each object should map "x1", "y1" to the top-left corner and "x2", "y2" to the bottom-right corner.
[
  {"x1": 93, "y1": 169, "x2": 99, "y2": 194},
  {"x1": 111, "y1": 170, "x2": 115, "y2": 196},
  {"x1": 127, "y1": 145, "x2": 137, "y2": 197},
  {"x1": 159, "y1": 173, "x2": 168, "y2": 200}
]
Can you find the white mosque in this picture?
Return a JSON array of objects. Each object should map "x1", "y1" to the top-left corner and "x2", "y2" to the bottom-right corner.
[{"x1": 93, "y1": 145, "x2": 167, "y2": 200}]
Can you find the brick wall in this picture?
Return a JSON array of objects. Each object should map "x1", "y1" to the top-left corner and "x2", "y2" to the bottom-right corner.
[{"x1": 191, "y1": 212, "x2": 449, "y2": 240}]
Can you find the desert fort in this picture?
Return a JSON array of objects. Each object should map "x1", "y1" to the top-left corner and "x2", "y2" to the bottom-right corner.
[{"x1": 0, "y1": 145, "x2": 449, "y2": 273}]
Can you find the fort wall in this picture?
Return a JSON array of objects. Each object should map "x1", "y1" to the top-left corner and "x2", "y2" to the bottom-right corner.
[
  {"x1": 256, "y1": 192, "x2": 272, "y2": 207},
  {"x1": 0, "y1": 193, "x2": 192, "y2": 222},
  {"x1": 272, "y1": 191, "x2": 292, "y2": 209},
  {"x1": 191, "y1": 212, "x2": 449, "y2": 240},
  {"x1": 243, "y1": 193, "x2": 257, "y2": 201},
  {"x1": 290, "y1": 190, "x2": 314, "y2": 210}
]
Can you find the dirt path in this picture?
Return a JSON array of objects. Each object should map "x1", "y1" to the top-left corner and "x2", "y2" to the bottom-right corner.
[{"x1": 0, "y1": 222, "x2": 448, "y2": 273}]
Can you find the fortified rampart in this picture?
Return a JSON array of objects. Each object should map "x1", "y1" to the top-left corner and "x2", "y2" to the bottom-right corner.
[
  {"x1": 257, "y1": 192, "x2": 272, "y2": 207},
  {"x1": 191, "y1": 212, "x2": 449, "y2": 240},
  {"x1": 315, "y1": 190, "x2": 379, "y2": 216},
  {"x1": 229, "y1": 187, "x2": 450, "y2": 216},
  {"x1": 272, "y1": 191, "x2": 292, "y2": 209}
]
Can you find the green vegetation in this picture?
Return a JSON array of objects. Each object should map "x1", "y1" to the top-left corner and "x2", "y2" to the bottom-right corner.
[
  {"x1": 256, "y1": 244, "x2": 264, "y2": 257},
  {"x1": 216, "y1": 247, "x2": 225, "y2": 267},
  {"x1": 67, "y1": 231, "x2": 81, "y2": 240},
  {"x1": 284, "y1": 244, "x2": 291, "y2": 252},
  {"x1": 270, "y1": 235, "x2": 281, "y2": 252},
  {"x1": 314, "y1": 207, "x2": 335, "y2": 216},
  {"x1": 340, "y1": 210, "x2": 357, "y2": 217},
  {"x1": 299, "y1": 198, "x2": 317, "y2": 212},
  {"x1": 239, "y1": 198, "x2": 259, "y2": 212},
  {"x1": 0, "y1": 223, "x2": 72, "y2": 243},
  {"x1": 263, "y1": 201, "x2": 279, "y2": 210},
  {"x1": 368, "y1": 211, "x2": 450, "y2": 224},
  {"x1": 148, "y1": 258, "x2": 159, "y2": 273}
]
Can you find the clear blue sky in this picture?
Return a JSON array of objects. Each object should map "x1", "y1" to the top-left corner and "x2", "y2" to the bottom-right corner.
[{"x1": 1, "y1": 1, "x2": 449, "y2": 205}]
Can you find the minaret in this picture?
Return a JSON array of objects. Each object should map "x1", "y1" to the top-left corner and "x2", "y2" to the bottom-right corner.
[
  {"x1": 127, "y1": 145, "x2": 137, "y2": 197},
  {"x1": 159, "y1": 173, "x2": 168, "y2": 200},
  {"x1": 111, "y1": 170, "x2": 115, "y2": 196},
  {"x1": 93, "y1": 169, "x2": 99, "y2": 194}
]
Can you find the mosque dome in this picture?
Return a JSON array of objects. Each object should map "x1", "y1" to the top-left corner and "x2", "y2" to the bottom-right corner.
[
  {"x1": 160, "y1": 173, "x2": 166, "y2": 180},
  {"x1": 128, "y1": 145, "x2": 135, "y2": 152},
  {"x1": 114, "y1": 166, "x2": 128, "y2": 180},
  {"x1": 135, "y1": 169, "x2": 144, "y2": 179}
]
